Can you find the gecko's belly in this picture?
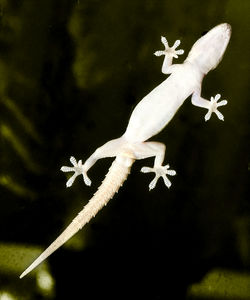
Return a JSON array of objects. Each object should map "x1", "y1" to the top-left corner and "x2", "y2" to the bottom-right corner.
[{"x1": 124, "y1": 78, "x2": 192, "y2": 142}]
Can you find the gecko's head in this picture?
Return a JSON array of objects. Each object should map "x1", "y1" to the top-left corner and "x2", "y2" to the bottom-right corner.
[{"x1": 185, "y1": 23, "x2": 231, "y2": 74}]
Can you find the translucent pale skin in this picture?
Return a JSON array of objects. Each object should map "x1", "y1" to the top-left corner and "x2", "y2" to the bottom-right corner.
[
  {"x1": 83, "y1": 23, "x2": 231, "y2": 170},
  {"x1": 20, "y1": 23, "x2": 231, "y2": 279},
  {"x1": 124, "y1": 63, "x2": 201, "y2": 142}
]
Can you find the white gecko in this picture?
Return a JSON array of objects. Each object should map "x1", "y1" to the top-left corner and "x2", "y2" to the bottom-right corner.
[{"x1": 20, "y1": 23, "x2": 231, "y2": 278}]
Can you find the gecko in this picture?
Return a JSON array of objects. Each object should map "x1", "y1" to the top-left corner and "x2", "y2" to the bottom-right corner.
[{"x1": 20, "y1": 23, "x2": 231, "y2": 278}]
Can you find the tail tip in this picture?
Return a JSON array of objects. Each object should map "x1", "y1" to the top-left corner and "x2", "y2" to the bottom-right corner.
[{"x1": 19, "y1": 271, "x2": 27, "y2": 279}]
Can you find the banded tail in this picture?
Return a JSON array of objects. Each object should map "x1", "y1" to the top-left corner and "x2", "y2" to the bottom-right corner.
[{"x1": 20, "y1": 156, "x2": 133, "y2": 278}]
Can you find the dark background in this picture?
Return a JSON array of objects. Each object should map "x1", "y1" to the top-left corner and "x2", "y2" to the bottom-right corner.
[{"x1": 0, "y1": 0, "x2": 249, "y2": 299}]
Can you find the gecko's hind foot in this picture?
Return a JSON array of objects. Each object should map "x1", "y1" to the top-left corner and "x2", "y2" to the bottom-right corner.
[
  {"x1": 61, "y1": 156, "x2": 91, "y2": 188},
  {"x1": 141, "y1": 164, "x2": 176, "y2": 190}
]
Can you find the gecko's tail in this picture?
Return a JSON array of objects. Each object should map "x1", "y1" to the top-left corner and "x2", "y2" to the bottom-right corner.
[{"x1": 20, "y1": 156, "x2": 134, "y2": 279}]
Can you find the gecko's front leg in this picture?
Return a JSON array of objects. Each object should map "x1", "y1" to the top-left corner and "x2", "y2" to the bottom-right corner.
[
  {"x1": 154, "y1": 36, "x2": 184, "y2": 74},
  {"x1": 191, "y1": 89, "x2": 228, "y2": 121}
]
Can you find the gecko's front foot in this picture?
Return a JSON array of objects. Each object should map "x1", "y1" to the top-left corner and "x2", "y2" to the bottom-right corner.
[
  {"x1": 205, "y1": 94, "x2": 228, "y2": 121},
  {"x1": 141, "y1": 164, "x2": 176, "y2": 190},
  {"x1": 154, "y1": 36, "x2": 184, "y2": 59},
  {"x1": 61, "y1": 156, "x2": 91, "y2": 188}
]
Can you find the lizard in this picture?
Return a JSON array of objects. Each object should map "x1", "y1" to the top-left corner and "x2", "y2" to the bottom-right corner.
[{"x1": 20, "y1": 23, "x2": 231, "y2": 278}]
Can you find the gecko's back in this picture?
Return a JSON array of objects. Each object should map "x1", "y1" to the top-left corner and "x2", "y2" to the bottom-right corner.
[
  {"x1": 124, "y1": 63, "x2": 201, "y2": 143},
  {"x1": 124, "y1": 23, "x2": 231, "y2": 143}
]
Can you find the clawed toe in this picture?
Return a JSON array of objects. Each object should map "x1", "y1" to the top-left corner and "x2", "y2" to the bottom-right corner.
[
  {"x1": 83, "y1": 174, "x2": 91, "y2": 186},
  {"x1": 149, "y1": 177, "x2": 158, "y2": 190},
  {"x1": 141, "y1": 167, "x2": 153, "y2": 173}
]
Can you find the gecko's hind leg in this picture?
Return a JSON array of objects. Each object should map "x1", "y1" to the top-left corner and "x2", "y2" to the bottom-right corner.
[
  {"x1": 132, "y1": 141, "x2": 176, "y2": 190},
  {"x1": 83, "y1": 137, "x2": 126, "y2": 172},
  {"x1": 61, "y1": 137, "x2": 126, "y2": 187}
]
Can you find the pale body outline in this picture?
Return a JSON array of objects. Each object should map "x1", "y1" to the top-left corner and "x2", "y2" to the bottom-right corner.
[{"x1": 20, "y1": 23, "x2": 231, "y2": 278}]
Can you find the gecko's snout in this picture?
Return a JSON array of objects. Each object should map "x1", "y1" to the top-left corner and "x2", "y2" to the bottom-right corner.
[
  {"x1": 219, "y1": 23, "x2": 232, "y2": 37},
  {"x1": 223, "y1": 23, "x2": 231, "y2": 31}
]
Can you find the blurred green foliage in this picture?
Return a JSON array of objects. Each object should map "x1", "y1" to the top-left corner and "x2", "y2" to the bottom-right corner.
[
  {"x1": 188, "y1": 268, "x2": 250, "y2": 299},
  {"x1": 0, "y1": 0, "x2": 249, "y2": 299}
]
